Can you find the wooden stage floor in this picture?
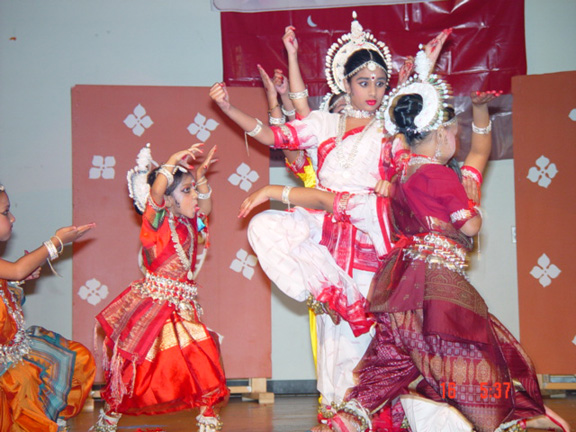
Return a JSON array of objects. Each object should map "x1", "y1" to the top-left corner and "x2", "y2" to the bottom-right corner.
[{"x1": 69, "y1": 394, "x2": 576, "y2": 432}]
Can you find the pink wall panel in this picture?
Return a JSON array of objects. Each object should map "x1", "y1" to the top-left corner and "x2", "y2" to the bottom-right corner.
[
  {"x1": 512, "y1": 71, "x2": 576, "y2": 374},
  {"x1": 72, "y1": 85, "x2": 272, "y2": 380}
]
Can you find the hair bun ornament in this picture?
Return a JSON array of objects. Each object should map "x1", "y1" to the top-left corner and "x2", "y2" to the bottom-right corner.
[
  {"x1": 383, "y1": 50, "x2": 452, "y2": 136},
  {"x1": 325, "y1": 11, "x2": 393, "y2": 95},
  {"x1": 127, "y1": 143, "x2": 158, "y2": 213}
]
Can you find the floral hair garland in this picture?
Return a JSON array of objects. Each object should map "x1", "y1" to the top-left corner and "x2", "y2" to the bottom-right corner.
[
  {"x1": 126, "y1": 143, "x2": 158, "y2": 213},
  {"x1": 383, "y1": 49, "x2": 452, "y2": 136},
  {"x1": 324, "y1": 11, "x2": 393, "y2": 95}
]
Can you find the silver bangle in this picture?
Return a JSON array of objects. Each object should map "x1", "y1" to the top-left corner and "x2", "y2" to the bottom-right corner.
[
  {"x1": 53, "y1": 235, "x2": 64, "y2": 254},
  {"x1": 44, "y1": 240, "x2": 59, "y2": 261},
  {"x1": 281, "y1": 106, "x2": 296, "y2": 117},
  {"x1": 197, "y1": 184, "x2": 212, "y2": 200},
  {"x1": 288, "y1": 89, "x2": 308, "y2": 100},
  {"x1": 158, "y1": 166, "x2": 174, "y2": 187},
  {"x1": 268, "y1": 114, "x2": 286, "y2": 125},
  {"x1": 472, "y1": 120, "x2": 492, "y2": 135},
  {"x1": 246, "y1": 119, "x2": 263, "y2": 137},
  {"x1": 147, "y1": 195, "x2": 165, "y2": 211},
  {"x1": 281, "y1": 185, "x2": 292, "y2": 208}
]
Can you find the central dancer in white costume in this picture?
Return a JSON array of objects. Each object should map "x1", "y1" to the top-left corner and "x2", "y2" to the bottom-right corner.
[{"x1": 210, "y1": 13, "x2": 448, "y2": 431}]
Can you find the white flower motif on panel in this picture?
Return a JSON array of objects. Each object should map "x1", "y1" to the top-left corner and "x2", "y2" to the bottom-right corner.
[
  {"x1": 529, "y1": 253, "x2": 561, "y2": 288},
  {"x1": 78, "y1": 278, "x2": 109, "y2": 305},
  {"x1": 228, "y1": 163, "x2": 260, "y2": 191},
  {"x1": 89, "y1": 155, "x2": 116, "y2": 179},
  {"x1": 526, "y1": 155, "x2": 558, "y2": 188},
  {"x1": 187, "y1": 113, "x2": 219, "y2": 141},
  {"x1": 569, "y1": 109, "x2": 576, "y2": 122},
  {"x1": 230, "y1": 248, "x2": 258, "y2": 280},
  {"x1": 573, "y1": 335, "x2": 576, "y2": 347},
  {"x1": 123, "y1": 104, "x2": 153, "y2": 137}
]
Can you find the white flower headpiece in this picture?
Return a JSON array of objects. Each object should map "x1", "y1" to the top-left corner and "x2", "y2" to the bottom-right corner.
[
  {"x1": 318, "y1": 92, "x2": 334, "y2": 112},
  {"x1": 127, "y1": 143, "x2": 158, "y2": 213},
  {"x1": 383, "y1": 50, "x2": 452, "y2": 136},
  {"x1": 325, "y1": 11, "x2": 393, "y2": 95}
]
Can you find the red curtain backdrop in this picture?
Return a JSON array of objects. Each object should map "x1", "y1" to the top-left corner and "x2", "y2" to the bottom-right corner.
[
  {"x1": 221, "y1": 0, "x2": 525, "y2": 95},
  {"x1": 71, "y1": 85, "x2": 272, "y2": 380},
  {"x1": 221, "y1": 0, "x2": 525, "y2": 161},
  {"x1": 512, "y1": 71, "x2": 576, "y2": 374}
]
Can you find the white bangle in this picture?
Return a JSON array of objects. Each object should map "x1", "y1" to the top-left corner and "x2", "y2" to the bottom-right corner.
[
  {"x1": 268, "y1": 114, "x2": 286, "y2": 125},
  {"x1": 246, "y1": 119, "x2": 263, "y2": 137},
  {"x1": 197, "y1": 184, "x2": 212, "y2": 200},
  {"x1": 53, "y1": 235, "x2": 64, "y2": 254},
  {"x1": 196, "y1": 177, "x2": 207, "y2": 187},
  {"x1": 472, "y1": 120, "x2": 492, "y2": 135},
  {"x1": 44, "y1": 240, "x2": 59, "y2": 261},
  {"x1": 281, "y1": 106, "x2": 296, "y2": 117},
  {"x1": 281, "y1": 185, "x2": 292, "y2": 209},
  {"x1": 289, "y1": 89, "x2": 308, "y2": 100},
  {"x1": 158, "y1": 166, "x2": 174, "y2": 187}
]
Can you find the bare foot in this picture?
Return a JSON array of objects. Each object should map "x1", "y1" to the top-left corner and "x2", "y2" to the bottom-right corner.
[
  {"x1": 309, "y1": 424, "x2": 332, "y2": 432},
  {"x1": 330, "y1": 413, "x2": 363, "y2": 432},
  {"x1": 545, "y1": 406, "x2": 571, "y2": 432},
  {"x1": 525, "y1": 405, "x2": 570, "y2": 431}
]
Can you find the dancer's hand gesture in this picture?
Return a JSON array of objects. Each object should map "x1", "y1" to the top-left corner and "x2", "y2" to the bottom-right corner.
[
  {"x1": 273, "y1": 69, "x2": 289, "y2": 96},
  {"x1": 424, "y1": 28, "x2": 452, "y2": 71},
  {"x1": 282, "y1": 26, "x2": 299, "y2": 56},
  {"x1": 195, "y1": 145, "x2": 218, "y2": 182},
  {"x1": 471, "y1": 90, "x2": 503, "y2": 107},
  {"x1": 238, "y1": 186, "x2": 271, "y2": 218},
  {"x1": 209, "y1": 82, "x2": 231, "y2": 112}
]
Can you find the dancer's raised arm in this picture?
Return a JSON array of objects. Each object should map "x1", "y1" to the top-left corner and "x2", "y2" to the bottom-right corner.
[
  {"x1": 461, "y1": 90, "x2": 502, "y2": 205},
  {"x1": 209, "y1": 82, "x2": 276, "y2": 146},
  {"x1": 282, "y1": 26, "x2": 311, "y2": 118},
  {"x1": 238, "y1": 185, "x2": 335, "y2": 218}
]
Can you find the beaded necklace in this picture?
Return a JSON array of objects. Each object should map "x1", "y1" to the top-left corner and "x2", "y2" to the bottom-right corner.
[
  {"x1": 167, "y1": 213, "x2": 195, "y2": 280},
  {"x1": 343, "y1": 105, "x2": 375, "y2": 119},
  {"x1": 0, "y1": 282, "x2": 31, "y2": 367},
  {"x1": 335, "y1": 113, "x2": 377, "y2": 170},
  {"x1": 407, "y1": 154, "x2": 441, "y2": 167},
  {"x1": 403, "y1": 154, "x2": 442, "y2": 182}
]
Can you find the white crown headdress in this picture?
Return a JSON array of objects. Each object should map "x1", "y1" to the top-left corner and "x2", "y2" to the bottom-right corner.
[
  {"x1": 383, "y1": 50, "x2": 452, "y2": 135},
  {"x1": 127, "y1": 143, "x2": 158, "y2": 213},
  {"x1": 325, "y1": 11, "x2": 393, "y2": 95}
]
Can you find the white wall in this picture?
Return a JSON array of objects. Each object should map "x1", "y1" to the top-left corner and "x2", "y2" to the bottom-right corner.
[
  {"x1": 0, "y1": 0, "x2": 222, "y2": 337},
  {"x1": 0, "y1": 0, "x2": 574, "y2": 382}
]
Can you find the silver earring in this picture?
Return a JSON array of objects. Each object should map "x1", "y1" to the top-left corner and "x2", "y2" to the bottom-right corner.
[{"x1": 434, "y1": 144, "x2": 442, "y2": 160}]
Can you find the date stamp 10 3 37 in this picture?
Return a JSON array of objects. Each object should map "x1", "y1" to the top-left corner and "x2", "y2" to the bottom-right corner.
[{"x1": 440, "y1": 382, "x2": 512, "y2": 400}]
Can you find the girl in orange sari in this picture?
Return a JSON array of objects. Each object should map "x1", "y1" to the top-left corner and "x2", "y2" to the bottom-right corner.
[
  {"x1": 0, "y1": 183, "x2": 95, "y2": 432},
  {"x1": 94, "y1": 144, "x2": 229, "y2": 432}
]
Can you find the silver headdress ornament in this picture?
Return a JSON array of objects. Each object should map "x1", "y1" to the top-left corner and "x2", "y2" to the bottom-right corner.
[
  {"x1": 383, "y1": 49, "x2": 452, "y2": 136},
  {"x1": 325, "y1": 11, "x2": 393, "y2": 95},
  {"x1": 319, "y1": 92, "x2": 334, "y2": 112},
  {"x1": 127, "y1": 143, "x2": 158, "y2": 213},
  {"x1": 0, "y1": 185, "x2": 4, "y2": 192}
]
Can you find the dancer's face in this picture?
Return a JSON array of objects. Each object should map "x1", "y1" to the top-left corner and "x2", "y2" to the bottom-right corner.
[
  {"x1": 345, "y1": 67, "x2": 388, "y2": 113},
  {"x1": 0, "y1": 192, "x2": 15, "y2": 242},
  {"x1": 166, "y1": 173, "x2": 199, "y2": 219}
]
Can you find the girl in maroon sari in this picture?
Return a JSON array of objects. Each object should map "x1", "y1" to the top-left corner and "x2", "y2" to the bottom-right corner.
[
  {"x1": 238, "y1": 74, "x2": 571, "y2": 431},
  {"x1": 332, "y1": 79, "x2": 571, "y2": 431}
]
